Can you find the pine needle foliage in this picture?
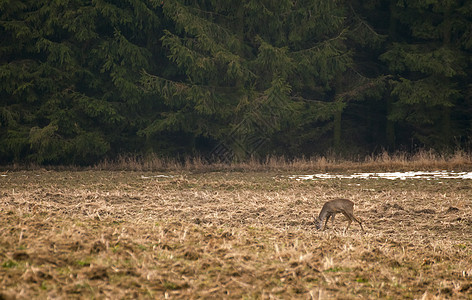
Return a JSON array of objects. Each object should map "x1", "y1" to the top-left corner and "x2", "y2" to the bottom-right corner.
[
  {"x1": 141, "y1": 0, "x2": 374, "y2": 160},
  {"x1": 0, "y1": 0, "x2": 163, "y2": 164},
  {"x1": 1, "y1": 0, "x2": 471, "y2": 165},
  {"x1": 380, "y1": 0, "x2": 471, "y2": 150}
]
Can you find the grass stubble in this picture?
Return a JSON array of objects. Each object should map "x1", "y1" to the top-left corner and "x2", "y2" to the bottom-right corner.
[{"x1": 0, "y1": 170, "x2": 471, "y2": 299}]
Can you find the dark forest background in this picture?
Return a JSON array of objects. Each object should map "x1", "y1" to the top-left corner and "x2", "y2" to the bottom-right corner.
[{"x1": 1, "y1": 0, "x2": 471, "y2": 165}]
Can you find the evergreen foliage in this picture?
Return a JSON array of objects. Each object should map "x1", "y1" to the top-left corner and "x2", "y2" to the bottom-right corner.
[
  {"x1": 142, "y1": 0, "x2": 365, "y2": 159},
  {"x1": 380, "y1": 0, "x2": 471, "y2": 150},
  {"x1": 0, "y1": 0, "x2": 471, "y2": 165},
  {"x1": 1, "y1": 0, "x2": 162, "y2": 164}
]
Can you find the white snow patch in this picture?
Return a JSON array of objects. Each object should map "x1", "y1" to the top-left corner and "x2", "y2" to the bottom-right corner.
[
  {"x1": 288, "y1": 171, "x2": 472, "y2": 181},
  {"x1": 141, "y1": 174, "x2": 175, "y2": 179}
]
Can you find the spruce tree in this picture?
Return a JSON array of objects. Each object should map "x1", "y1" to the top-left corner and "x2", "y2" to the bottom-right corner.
[
  {"x1": 0, "y1": 0, "x2": 163, "y2": 164},
  {"x1": 380, "y1": 0, "x2": 471, "y2": 150},
  {"x1": 142, "y1": 0, "x2": 374, "y2": 159}
]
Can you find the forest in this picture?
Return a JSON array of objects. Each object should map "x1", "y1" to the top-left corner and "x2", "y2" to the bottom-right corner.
[{"x1": 1, "y1": 0, "x2": 471, "y2": 165}]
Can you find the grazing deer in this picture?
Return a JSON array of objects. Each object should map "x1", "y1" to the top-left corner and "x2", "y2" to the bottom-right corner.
[{"x1": 315, "y1": 198, "x2": 364, "y2": 233}]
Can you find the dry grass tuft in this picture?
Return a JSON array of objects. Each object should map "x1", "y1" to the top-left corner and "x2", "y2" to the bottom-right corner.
[
  {"x1": 89, "y1": 150, "x2": 472, "y2": 172},
  {"x1": 0, "y1": 171, "x2": 471, "y2": 298}
]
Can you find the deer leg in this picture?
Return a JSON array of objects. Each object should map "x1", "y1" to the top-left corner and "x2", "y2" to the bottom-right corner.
[
  {"x1": 331, "y1": 213, "x2": 336, "y2": 229},
  {"x1": 353, "y1": 215, "x2": 365, "y2": 232},
  {"x1": 323, "y1": 215, "x2": 330, "y2": 231},
  {"x1": 345, "y1": 212, "x2": 364, "y2": 232},
  {"x1": 342, "y1": 212, "x2": 353, "y2": 233}
]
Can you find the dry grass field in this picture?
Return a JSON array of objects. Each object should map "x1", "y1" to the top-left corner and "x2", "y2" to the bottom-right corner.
[{"x1": 1, "y1": 169, "x2": 471, "y2": 299}]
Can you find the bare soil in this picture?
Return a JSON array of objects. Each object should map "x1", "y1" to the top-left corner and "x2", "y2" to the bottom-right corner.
[{"x1": 1, "y1": 171, "x2": 471, "y2": 299}]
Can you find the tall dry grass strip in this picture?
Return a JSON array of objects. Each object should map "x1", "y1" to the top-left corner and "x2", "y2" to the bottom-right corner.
[{"x1": 88, "y1": 150, "x2": 472, "y2": 172}]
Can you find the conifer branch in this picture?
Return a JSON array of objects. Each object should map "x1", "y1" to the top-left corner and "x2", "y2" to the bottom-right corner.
[{"x1": 291, "y1": 29, "x2": 348, "y2": 54}]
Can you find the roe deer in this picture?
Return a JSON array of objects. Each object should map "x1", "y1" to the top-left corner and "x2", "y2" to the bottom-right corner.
[{"x1": 315, "y1": 198, "x2": 364, "y2": 233}]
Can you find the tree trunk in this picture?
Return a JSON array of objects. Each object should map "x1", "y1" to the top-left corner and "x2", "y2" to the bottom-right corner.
[
  {"x1": 441, "y1": 6, "x2": 452, "y2": 149},
  {"x1": 333, "y1": 106, "x2": 342, "y2": 151}
]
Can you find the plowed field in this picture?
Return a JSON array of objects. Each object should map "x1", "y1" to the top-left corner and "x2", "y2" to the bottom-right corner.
[{"x1": 1, "y1": 171, "x2": 471, "y2": 299}]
